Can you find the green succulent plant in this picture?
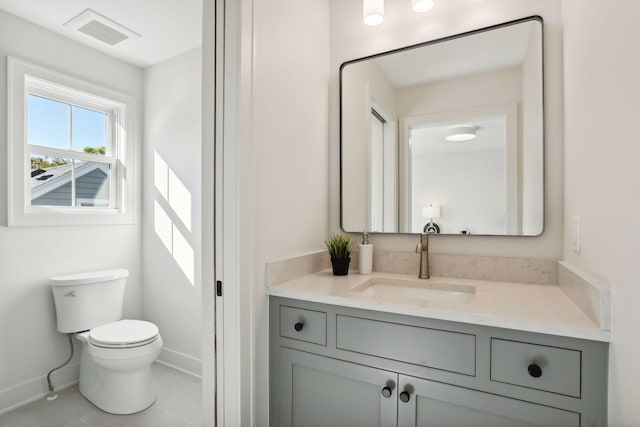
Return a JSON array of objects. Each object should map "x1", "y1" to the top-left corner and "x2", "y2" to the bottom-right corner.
[{"x1": 324, "y1": 234, "x2": 356, "y2": 259}]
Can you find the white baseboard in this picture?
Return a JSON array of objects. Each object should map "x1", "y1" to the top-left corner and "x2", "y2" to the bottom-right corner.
[
  {"x1": 0, "y1": 363, "x2": 79, "y2": 416},
  {"x1": 156, "y1": 347, "x2": 202, "y2": 379}
]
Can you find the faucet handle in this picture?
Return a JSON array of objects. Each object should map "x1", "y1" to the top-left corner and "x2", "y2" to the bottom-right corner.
[{"x1": 416, "y1": 233, "x2": 429, "y2": 252}]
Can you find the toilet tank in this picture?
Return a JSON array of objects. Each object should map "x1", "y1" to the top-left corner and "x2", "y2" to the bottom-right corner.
[{"x1": 50, "y1": 269, "x2": 129, "y2": 333}]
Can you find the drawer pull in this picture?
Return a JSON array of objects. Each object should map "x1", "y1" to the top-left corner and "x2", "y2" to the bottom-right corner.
[
  {"x1": 399, "y1": 391, "x2": 411, "y2": 403},
  {"x1": 528, "y1": 363, "x2": 543, "y2": 378},
  {"x1": 294, "y1": 321, "x2": 304, "y2": 332},
  {"x1": 381, "y1": 387, "x2": 392, "y2": 398}
]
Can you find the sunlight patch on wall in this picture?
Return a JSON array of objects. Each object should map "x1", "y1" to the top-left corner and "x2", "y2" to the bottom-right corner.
[
  {"x1": 154, "y1": 200, "x2": 172, "y2": 252},
  {"x1": 172, "y1": 224, "x2": 195, "y2": 284},
  {"x1": 169, "y1": 169, "x2": 192, "y2": 231},
  {"x1": 154, "y1": 152, "x2": 168, "y2": 199},
  {"x1": 153, "y1": 151, "x2": 194, "y2": 286}
]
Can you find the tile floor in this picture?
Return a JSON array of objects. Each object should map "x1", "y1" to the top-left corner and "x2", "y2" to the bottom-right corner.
[{"x1": 0, "y1": 363, "x2": 202, "y2": 427}]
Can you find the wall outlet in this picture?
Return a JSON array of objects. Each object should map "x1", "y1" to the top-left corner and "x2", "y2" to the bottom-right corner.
[{"x1": 572, "y1": 216, "x2": 581, "y2": 253}]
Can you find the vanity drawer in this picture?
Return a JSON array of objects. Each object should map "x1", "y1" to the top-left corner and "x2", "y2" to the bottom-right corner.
[
  {"x1": 490, "y1": 338, "x2": 582, "y2": 397},
  {"x1": 279, "y1": 305, "x2": 327, "y2": 345},
  {"x1": 336, "y1": 315, "x2": 476, "y2": 376}
]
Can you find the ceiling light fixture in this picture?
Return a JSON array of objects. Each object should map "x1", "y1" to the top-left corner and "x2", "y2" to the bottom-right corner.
[
  {"x1": 445, "y1": 125, "x2": 478, "y2": 142},
  {"x1": 412, "y1": 0, "x2": 435, "y2": 13},
  {"x1": 363, "y1": 0, "x2": 384, "y2": 26}
]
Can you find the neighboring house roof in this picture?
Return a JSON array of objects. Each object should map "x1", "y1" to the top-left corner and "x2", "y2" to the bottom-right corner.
[
  {"x1": 31, "y1": 163, "x2": 74, "y2": 190},
  {"x1": 30, "y1": 161, "x2": 110, "y2": 200}
]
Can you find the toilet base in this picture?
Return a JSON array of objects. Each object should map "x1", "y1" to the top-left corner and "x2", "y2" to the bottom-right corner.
[
  {"x1": 78, "y1": 337, "x2": 161, "y2": 414},
  {"x1": 79, "y1": 387, "x2": 155, "y2": 415}
]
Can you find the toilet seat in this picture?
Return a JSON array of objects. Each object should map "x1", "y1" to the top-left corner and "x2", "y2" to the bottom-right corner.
[{"x1": 89, "y1": 319, "x2": 159, "y2": 349}]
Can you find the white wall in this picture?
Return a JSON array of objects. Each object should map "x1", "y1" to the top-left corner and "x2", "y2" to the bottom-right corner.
[
  {"x1": 561, "y1": 1, "x2": 640, "y2": 425},
  {"x1": 521, "y1": 23, "x2": 544, "y2": 235},
  {"x1": 142, "y1": 48, "x2": 202, "y2": 376},
  {"x1": 342, "y1": 60, "x2": 398, "y2": 231},
  {"x1": 330, "y1": 0, "x2": 563, "y2": 258},
  {"x1": 0, "y1": 10, "x2": 143, "y2": 413},
  {"x1": 396, "y1": 67, "x2": 521, "y2": 234},
  {"x1": 248, "y1": 0, "x2": 330, "y2": 423},
  {"x1": 396, "y1": 67, "x2": 521, "y2": 118},
  {"x1": 411, "y1": 149, "x2": 505, "y2": 235}
]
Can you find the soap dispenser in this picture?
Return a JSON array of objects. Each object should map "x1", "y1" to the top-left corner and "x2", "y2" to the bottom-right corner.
[{"x1": 359, "y1": 231, "x2": 373, "y2": 275}]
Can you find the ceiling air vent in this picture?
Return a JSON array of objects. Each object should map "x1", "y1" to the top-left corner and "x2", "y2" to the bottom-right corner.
[{"x1": 63, "y1": 9, "x2": 140, "y2": 46}]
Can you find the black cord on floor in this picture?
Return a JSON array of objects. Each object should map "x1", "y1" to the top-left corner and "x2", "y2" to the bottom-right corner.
[{"x1": 46, "y1": 333, "x2": 74, "y2": 400}]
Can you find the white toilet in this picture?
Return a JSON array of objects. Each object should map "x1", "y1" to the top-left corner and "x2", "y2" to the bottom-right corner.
[{"x1": 50, "y1": 268, "x2": 163, "y2": 414}]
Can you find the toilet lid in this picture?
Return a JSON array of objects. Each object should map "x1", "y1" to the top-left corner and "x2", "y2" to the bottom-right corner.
[{"x1": 89, "y1": 319, "x2": 159, "y2": 348}]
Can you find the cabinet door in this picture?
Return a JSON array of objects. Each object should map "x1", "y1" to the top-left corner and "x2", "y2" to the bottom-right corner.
[
  {"x1": 397, "y1": 375, "x2": 580, "y2": 427},
  {"x1": 279, "y1": 347, "x2": 398, "y2": 427}
]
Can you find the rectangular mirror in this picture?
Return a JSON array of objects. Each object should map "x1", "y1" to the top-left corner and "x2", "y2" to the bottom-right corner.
[{"x1": 340, "y1": 17, "x2": 544, "y2": 236}]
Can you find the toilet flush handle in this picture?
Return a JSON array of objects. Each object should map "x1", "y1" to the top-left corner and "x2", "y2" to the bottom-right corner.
[{"x1": 64, "y1": 291, "x2": 77, "y2": 297}]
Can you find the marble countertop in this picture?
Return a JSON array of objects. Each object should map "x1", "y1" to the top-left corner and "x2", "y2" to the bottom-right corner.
[{"x1": 267, "y1": 270, "x2": 611, "y2": 342}]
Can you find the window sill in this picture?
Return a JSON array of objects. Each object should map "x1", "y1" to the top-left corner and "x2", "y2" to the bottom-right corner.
[{"x1": 9, "y1": 208, "x2": 135, "y2": 227}]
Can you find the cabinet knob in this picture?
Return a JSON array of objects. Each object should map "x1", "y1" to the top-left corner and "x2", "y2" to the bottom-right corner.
[
  {"x1": 399, "y1": 391, "x2": 411, "y2": 403},
  {"x1": 294, "y1": 322, "x2": 304, "y2": 332},
  {"x1": 381, "y1": 387, "x2": 392, "y2": 398},
  {"x1": 528, "y1": 363, "x2": 543, "y2": 378}
]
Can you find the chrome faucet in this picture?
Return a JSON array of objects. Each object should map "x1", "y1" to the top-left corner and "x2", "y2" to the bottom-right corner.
[{"x1": 415, "y1": 233, "x2": 430, "y2": 279}]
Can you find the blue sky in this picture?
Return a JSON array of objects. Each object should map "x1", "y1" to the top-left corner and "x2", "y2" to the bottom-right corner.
[{"x1": 27, "y1": 95, "x2": 106, "y2": 152}]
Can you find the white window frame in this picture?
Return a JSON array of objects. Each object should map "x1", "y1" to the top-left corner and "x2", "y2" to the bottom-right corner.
[{"x1": 7, "y1": 57, "x2": 136, "y2": 226}]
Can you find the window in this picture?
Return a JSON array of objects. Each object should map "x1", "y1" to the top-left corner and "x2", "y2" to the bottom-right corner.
[{"x1": 8, "y1": 57, "x2": 135, "y2": 226}]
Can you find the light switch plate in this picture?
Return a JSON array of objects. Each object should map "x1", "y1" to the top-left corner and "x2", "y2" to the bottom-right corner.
[{"x1": 572, "y1": 216, "x2": 581, "y2": 253}]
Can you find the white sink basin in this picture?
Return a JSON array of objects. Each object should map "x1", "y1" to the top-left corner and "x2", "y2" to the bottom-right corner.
[{"x1": 351, "y1": 277, "x2": 475, "y2": 304}]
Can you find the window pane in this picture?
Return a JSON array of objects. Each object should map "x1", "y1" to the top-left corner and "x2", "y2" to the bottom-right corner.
[
  {"x1": 27, "y1": 95, "x2": 70, "y2": 150},
  {"x1": 72, "y1": 106, "x2": 107, "y2": 154},
  {"x1": 75, "y1": 161, "x2": 111, "y2": 207},
  {"x1": 30, "y1": 154, "x2": 72, "y2": 206}
]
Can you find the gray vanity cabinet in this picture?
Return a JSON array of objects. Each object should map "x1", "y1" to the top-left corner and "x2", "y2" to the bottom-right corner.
[
  {"x1": 277, "y1": 351, "x2": 578, "y2": 427},
  {"x1": 397, "y1": 375, "x2": 579, "y2": 427},
  {"x1": 278, "y1": 347, "x2": 397, "y2": 427},
  {"x1": 270, "y1": 297, "x2": 607, "y2": 427}
]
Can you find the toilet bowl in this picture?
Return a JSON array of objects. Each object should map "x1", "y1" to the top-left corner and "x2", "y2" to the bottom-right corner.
[
  {"x1": 50, "y1": 269, "x2": 163, "y2": 414},
  {"x1": 76, "y1": 320, "x2": 163, "y2": 414}
]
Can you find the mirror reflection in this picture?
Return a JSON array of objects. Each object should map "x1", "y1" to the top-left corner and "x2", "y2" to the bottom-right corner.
[{"x1": 341, "y1": 17, "x2": 544, "y2": 236}]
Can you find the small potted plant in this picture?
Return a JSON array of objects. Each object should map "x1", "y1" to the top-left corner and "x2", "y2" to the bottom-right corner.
[{"x1": 324, "y1": 234, "x2": 355, "y2": 276}]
